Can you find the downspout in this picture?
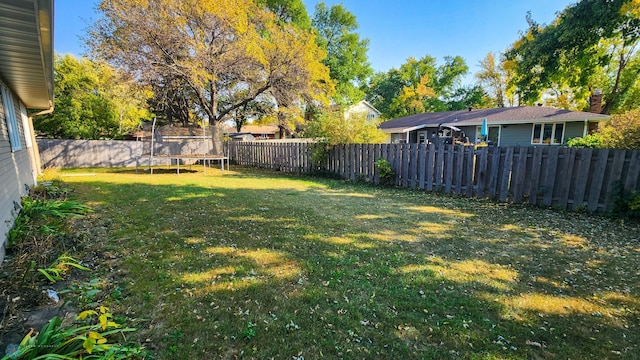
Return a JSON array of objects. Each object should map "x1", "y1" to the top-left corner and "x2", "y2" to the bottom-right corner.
[{"x1": 28, "y1": 105, "x2": 54, "y2": 176}]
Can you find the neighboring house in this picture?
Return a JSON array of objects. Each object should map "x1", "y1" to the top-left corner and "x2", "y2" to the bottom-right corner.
[
  {"x1": 0, "y1": 0, "x2": 54, "y2": 263},
  {"x1": 379, "y1": 106, "x2": 609, "y2": 146},
  {"x1": 227, "y1": 125, "x2": 280, "y2": 140},
  {"x1": 344, "y1": 100, "x2": 382, "y2": 123}
]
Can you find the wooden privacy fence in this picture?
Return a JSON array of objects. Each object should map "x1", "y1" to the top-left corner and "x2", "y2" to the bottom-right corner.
[
  {"x1": 227, "y1": 141, "x2": 640, "y2": 213},
  {"x1": 226, "y1": 141, "x2": 316, "y2": 173}
]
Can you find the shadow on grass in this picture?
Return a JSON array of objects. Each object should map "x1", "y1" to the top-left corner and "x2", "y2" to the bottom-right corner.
[{"x1": 61, "y1": 172, "x2": 640, "y2": 359}]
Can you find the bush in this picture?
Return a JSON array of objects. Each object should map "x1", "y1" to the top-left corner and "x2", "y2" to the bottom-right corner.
[
  {"x1": 375, "y1": 158, "x2": 394, "y2": 186},
  {"x1": 611, "y1": 183, "x2": 640, "y2": 221},
  {"x1": 599, "y1": 109, "x2": 640, "y2": 149},
  {"x1": 567, "y1": 133, "x2": 603, "y2": 148}
]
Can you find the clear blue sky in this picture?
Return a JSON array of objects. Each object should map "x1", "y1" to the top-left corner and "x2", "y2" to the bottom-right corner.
[{"x1": 54, "y1": 0, "x2": 575, "y2": 85}]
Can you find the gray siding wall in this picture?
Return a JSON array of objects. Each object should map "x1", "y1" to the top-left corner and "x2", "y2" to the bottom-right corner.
[
  {"x1": 1, "y1": 81, "x2": 37, "y2": 263},
  {"x1": 500, "y1": 124, "x2": 534, "y2": 146},
  {"x1": 564, "y1": 121, "x2": 586, "y2": 141}
]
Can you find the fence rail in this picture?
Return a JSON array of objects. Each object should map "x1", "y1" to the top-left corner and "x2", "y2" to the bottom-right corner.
[{"x1": 227, "y1": 141, "x2": 640, "y2": 213}]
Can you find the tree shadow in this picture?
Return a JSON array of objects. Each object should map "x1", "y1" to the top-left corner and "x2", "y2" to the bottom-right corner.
[{"x1": 60, "y1": 172, "x2": 640, "y2": 359}]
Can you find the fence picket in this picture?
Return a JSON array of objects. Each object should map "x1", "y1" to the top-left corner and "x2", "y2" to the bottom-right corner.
[
  {"x1": 542, "y1": 146, "x2": 560, "y2": 206},
  {"x1": 587, "y1": 149, "x2": 610, "y2": 212},
  {"x1": 499, "y1": 147, "x2": 514, "y2": 202}
]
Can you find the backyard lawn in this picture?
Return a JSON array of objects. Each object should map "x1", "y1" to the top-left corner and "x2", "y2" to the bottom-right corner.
[{"x1": 44, "y1": 166, "x2": 639, "y2": 359}]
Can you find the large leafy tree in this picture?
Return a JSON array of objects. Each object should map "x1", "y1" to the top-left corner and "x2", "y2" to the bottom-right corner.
[
  {"x1": 475, "y1": 52, "x2": 518, "y2": 107},
  {"x1": 505, "y1": 0, "x2": 640, "y2": 113},
  {"x1": 312, "y1": 2, "x2": 373, "y2": 105},
  {"x1": 305, "y1": 110, "x2": 386, "y2": 145},
  {"x1": 90, "y1": 0, "x2": 333, "y2": 134},
  {"x1": 35, "y1": 54, "x2": 151, "y2": 139},
  {"x1": 365, "y1": 55, "x2": 477, "y2": 118}
]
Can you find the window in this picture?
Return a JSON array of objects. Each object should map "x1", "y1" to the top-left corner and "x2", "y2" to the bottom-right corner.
[
  {"x1": 418, "y1": 132, "x2": 426, "y2": 144},
  {"x1": 532, "y1": 123, "x2": 564, "y2": 145},
  {"x1": 1, "y1": 83, "x2": 22, "y2": 151},
  {"x1": 476, "y1": 125, "x2": 501, "y2": 145}
]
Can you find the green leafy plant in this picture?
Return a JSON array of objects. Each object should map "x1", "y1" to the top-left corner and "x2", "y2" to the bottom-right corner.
[
  {"x1": 375, "y1": 158, "x2": 394, "y2": 186},
  {"x1": 611, "y1": 183, "x2": 640, "y2": 220},
  {"x1": 2, "y1": 306, "x2": 140, "y2": 360},
  {"x1": 242, "y1": 322, "x2": 256, "y2": 340},
  {"x1": 8, "y1": 197, "x2": 92, "y2": 249},
  {"x1": 60, "y1": 278, "x2": 104, "y2": 308},
  {"x1": 566, "y1": 134, "x2": 603, "y2": 148},
  {"x1": 38, "y1": 254, "x2": 89, "y2": 283}
]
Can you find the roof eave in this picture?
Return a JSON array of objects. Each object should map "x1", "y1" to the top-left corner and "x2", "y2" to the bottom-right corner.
[{"x1": 0, "y1": 0, "x2": 54, "y2": 110}]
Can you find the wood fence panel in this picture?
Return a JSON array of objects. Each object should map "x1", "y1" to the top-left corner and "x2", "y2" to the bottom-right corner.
[
  {"x1": 499, "y1": 146, "x2": 514, "y2": 202},
  {"x1": 487, "y1": 147, "x2": 501, "y2": 199},
  {"x1": 542, "y1": 146, "x2": 560, "y2": 207},
  {"x1": 373, "y1": 144, "x2": 381, "y2": 184},
  {"x1": 444, "y1": 145, "x2": 454, "y2": 193},
  {"x1": 418, "y1": 144, "x2": 426, "y2": 190},
  {"x1": 425, "y1": 144, "x2": 435, "y2": 191},
  {"x1": 557, "y1": 147, "x2": 577, "y2": 210},
  {"x1": 624, "y1": 150, "x2": 640, "y2": 191},
  {"x1": 511, "y1": 147, "x2": 527, "y2": 203},
  {"x1": 453, "y1": 145, "x2": 464, "y2": 195},
  {"x1": 587, "y1": 149, "x2": 609, "y2": 212},
  {"x1": 571, "y1": 148, "x2": 593, "y2": 210},
  {"x1": 475, "y1": 147, "x2": 488, "y2": 198},
  {"x1": 434, "y1": 146, "x2": 444, "y2": 190},
  {"x1": 408, "y1": 144, "x2": 417, "y2": 189},
  {"x1": 603, "y1": 150, "x2": 627, "y2": 211},
  {"x1": 464, "y1": 146, "x2": 474, "y2": 197},
  {"x1": 528, "y1": 147, "x2": 544, "y2": 205}
]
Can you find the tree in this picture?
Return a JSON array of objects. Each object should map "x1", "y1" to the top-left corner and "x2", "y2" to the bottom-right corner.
[
  {"x1": 90, "y1": 0, "x2": 333, "y2": 138},
  {"x1": 260, "y1": 0, "x2": 311, "y2": 29},
  {"x1": 600, "y1": 108, "x2": 640, "y2": 148},
  {"x1": 505, "y1": 0, "x2": 640, "y2": 113},
  {"x1": 475, "y1": 52, "x2": 516, "y2": 107},
  {"x1": 312, "y1": 2, "x2": 373, "y2": 105},
  {"x1": 305, "y1": 109, "x2": 386, "y2": 145},
  {"x1": 365, "y1": 55, "x2": 474, "y2": 118},
  {"x1": 35, "y1": 54, "x2": 151, "y2": 139}
]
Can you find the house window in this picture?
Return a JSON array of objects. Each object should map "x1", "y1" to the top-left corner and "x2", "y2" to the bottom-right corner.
[
  {"x1": 1, "y1": 83, "x2": 22, "y2": 151},
  {"x1": 418, "y1": 132, "x2": 426, "y2": 144},
  {"x1": 532, "y1": 123, "x2": 564, "y2": 145},
  {"x1": 476, "y1": 125, "x2": 501, "y2": 145}
]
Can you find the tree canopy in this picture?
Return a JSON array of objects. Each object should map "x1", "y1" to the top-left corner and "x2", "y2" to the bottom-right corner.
[
  {"x1": 35, "y1": 54, "x2": 151, "y2": 139},
  {"x1": 312, "y1": 2, "x2": 373, "y2": 106},
  {"x1": 505, "y1": 0, "x2": 640, "y2": 113},
  {"x1": 90, "y1": 0, "x2": 333, "y2": 129},
  {"x1": 365, "y1": 55, "x2": 488, "y2": 119}
]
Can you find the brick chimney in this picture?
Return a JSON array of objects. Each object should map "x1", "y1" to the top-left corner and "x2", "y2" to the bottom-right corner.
[{"x1": 590, "y1": 89, "x2": 603, "y2": 113}]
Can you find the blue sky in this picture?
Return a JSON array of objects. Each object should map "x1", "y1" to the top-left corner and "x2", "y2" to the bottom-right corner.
[{"x1": 54, "y1": 0, "x2": 575, "y2": 85}]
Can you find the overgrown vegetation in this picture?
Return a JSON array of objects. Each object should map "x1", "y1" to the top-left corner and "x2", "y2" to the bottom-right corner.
[
  {"x1": 567, "y1": 109, "x2": 640, "y2": 149},
  {"x1": 612, "y1": 183, "x2": 640, "y2": 220},
  {"x1": 43, "y1": 166, "x2": 640, "y2": 359},
  {"x1": 0, "y1": 179, "x2": 146, "y2": 359}
]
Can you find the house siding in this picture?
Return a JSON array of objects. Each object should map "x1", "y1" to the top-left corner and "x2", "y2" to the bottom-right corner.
[
  {"x1": 564, "y1": 121, "x2": 586, "y2": 141},
  {"x1": 500, "y1": 124, "x2": 536, "y2": 146},
  {"x1": 1, "y1": 81, "x2": 37, "y2": 263}
]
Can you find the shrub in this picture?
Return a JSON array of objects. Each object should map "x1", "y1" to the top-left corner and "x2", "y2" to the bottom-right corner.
[
  {"x1": 567, "y1": 133, "x2": 603, "y2": 148},
  {"x1": 375, "y1": 158, "x2": 394, "y2": 186},
  {"x1": 611, "y1": 183, "x2": 640, "y2": 221}
]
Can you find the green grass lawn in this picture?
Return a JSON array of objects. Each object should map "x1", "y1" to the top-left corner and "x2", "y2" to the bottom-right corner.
[{"x1": 47, "y1": 166, "x2": 639, "y2": 359}]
